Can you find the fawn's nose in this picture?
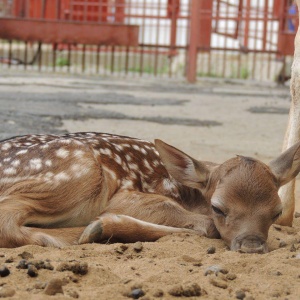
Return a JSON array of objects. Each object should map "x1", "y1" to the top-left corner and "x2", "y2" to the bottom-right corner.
[{"x1": 232, "y1": 235, "x2": 268, "y2": 254}]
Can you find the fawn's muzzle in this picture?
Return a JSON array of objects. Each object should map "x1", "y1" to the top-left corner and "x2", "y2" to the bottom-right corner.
[{"x1": 232, "y1": 234, "x2": 268, "y2": 254}]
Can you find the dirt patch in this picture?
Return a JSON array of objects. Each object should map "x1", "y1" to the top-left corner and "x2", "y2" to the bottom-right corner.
[{"x1": 0, "y1": 219, "x2": 299, "y2": 299}]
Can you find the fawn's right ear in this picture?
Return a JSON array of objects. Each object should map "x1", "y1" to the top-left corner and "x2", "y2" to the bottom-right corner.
[
  {"x1": 154, "y1": 139, "x2": 214, "y2": 189},
  {"x1": 269, "y1": 141, "x2": 300, "y2": 187}
]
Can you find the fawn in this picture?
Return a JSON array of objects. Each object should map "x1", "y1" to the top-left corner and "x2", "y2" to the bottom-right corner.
[{"x1": 0, "y1": 132, "x2": 299, "y2": 253}]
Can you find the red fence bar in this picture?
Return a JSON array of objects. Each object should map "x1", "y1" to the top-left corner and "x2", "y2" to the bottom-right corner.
[
  {"x1": 187, "y1": 0, "x2": 200, "y2": 83},
  {"x1": 0, "y1": 18, "x2": 139, "y2": 46}
]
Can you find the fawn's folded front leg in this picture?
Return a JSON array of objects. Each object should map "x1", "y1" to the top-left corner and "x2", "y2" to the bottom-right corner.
[
  {"x1": 78, "y1": 213, "x2": 196, "y2": 244},
  {"x1": 78, "y1": 191, "x2": 219, "y2": 244}
]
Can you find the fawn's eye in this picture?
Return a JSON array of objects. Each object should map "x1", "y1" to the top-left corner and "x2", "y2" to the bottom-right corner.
[
  {"x1": 272, "y1": 211, "x2": 282, "y2": 221},
  {"x1": 211, "y1": 205, "x2": 226, "y2": 217}
]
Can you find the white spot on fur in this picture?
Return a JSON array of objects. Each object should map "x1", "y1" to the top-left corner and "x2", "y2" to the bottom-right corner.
[
  {"x1": 4, "y1": 158, "x2": 11, "y2": 162},
  {"x1": 115, "y1": 154, "x2": 122, "y2": 165},
  {"x1": 56, "y1": 148, "x2": 69, "y2": 159},
  {"x1": 121, "y1": 180, "x2": 134, "y2": 190},
  {"x1": 143, "y1": 159, "x2": 153, "y2": 171},
  {"x1": 100, "y1": 148, "x2": 112, "y2": 156},
  {"x1": 125, "y1": 154, "x2": 132, "y2": 161},
  {"x1": 133, "y1": 145, "x2": 140, "y2": 151},
  {"x1": 103, "y1": 166, "x2": 117, "y2": 180},
  {"x1": 30, "y1": 158, "x2": 42, "y2": 170},
  {"x1": 45, "y1": 172, "x2": 54, "y2": 180},
  {"x1": 129, "y1": 163, "x2": 139, "y2": 170},
  {"x1": 16, "y1": 149, "x2": 28, "y2": 155},
  {"x1": 55, "y1": 172, "x2": 70, "y2": 182},
  {"x1": 153, "y1": 160, "x2": 160, "y2": 167},
  {"x1": 140, "y1": 148, "x2": 147, "y2": 155},
  {"x1": 11, "y1": 160, "x2": 20, "y2": 167},
  {"x1": 74, "y1": 150, "x2": 84, "y2": 158},
  {"x1": 163, "y1": 178, "x2": 176, "y2": 192},
  {"x1": 45, "y1": 160, "x2": 52, "y2": 167},
  {"x1": 4, "y1": 167, "x2": 17, "y2": 175},
  {"x1": 1, "y1": 143, "x2": 12, "y2": 151}
]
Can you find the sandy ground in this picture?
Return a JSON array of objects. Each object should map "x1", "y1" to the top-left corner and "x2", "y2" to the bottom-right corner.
[{"x1": 0, "y1": 74, "x2": 299, "y2": 299}]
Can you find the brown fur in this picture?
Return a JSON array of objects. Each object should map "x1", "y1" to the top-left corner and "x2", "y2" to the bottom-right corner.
[{"x1": 1, "y1": 133, "x2": 300, "y2": 253}]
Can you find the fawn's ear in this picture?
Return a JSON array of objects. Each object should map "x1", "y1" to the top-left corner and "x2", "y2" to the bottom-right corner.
[
  {"x1": 269, "y1": 142, "x2": 300, "y2": 187},
  {"x1": 154, "y1": 139, "x2": 214, "y2": 189}
]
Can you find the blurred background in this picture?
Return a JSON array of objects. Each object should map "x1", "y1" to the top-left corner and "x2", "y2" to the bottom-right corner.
[{"x1": 0, "y1": 0, "x2": 298, "y2": 83}]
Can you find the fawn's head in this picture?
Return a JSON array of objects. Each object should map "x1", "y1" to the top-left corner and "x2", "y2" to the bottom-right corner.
[{"x1": 155, "y1": 140, "x2": 300, "y2": 253}]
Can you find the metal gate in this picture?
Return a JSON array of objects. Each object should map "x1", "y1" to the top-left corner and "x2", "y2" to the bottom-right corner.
[{"x1": 0, "y1": 0, "x2": 297, "y2": 82}]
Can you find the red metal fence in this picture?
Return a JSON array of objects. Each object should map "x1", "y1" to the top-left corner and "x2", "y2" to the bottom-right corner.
[{"x1": 0, "y1": 0, "x2": 297, "y2": 82}]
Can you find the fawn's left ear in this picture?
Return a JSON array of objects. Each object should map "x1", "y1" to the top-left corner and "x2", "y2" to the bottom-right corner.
[
  {"x1": 269, "y1": 142, "x2": 300, "y2": 187},
  {"x1": 154, "y1": 139, "x2": 214, "y2": 189}
]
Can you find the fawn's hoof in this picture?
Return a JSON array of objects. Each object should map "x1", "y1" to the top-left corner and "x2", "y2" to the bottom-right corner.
[{"x1": 78, "y1": 220, "x2": 103, "y2": 244}]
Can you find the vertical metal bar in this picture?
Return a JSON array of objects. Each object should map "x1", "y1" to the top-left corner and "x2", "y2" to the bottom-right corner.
[
  {"x1": 252, "y1": 0, "x2": 259, "y2": 79},
  {"x1": 125, "y1": 46, "x2": 129, "y2": 74},
  {"x1": 82, "y1": 44, "x2": 86, "y2": 73},
  {"x1": 104, "y1": 46, "x2": 108, "y2": 75},
  {"x1": 262, "y1": 0, "x2": 269, "y2": 51},
  {"x1": 187, "y1": 0, "x2": 200, "y2": 83},
  {"x1": 67, "y1": 44, "x2": 71, "y2": 73},
  {"x1": 111, "y1": 45, "x2": 115, "y2": 73},
  {"x1": 38, "y1": 42, "x2": 42, "y2": 71},
  {"x1": 52, "y1": 43, "x2": 57, "y2": 72},
  {"x1": 139, "y1": 0, "x2": 147, "y2": 76},
  {"x1": 222, "y1": 1, "x2": 230, "y2": 78},
  {"x1": 154, "y1": 0, "x2": 162, "y2": 76},
  {"x1": 244, "y1": 0, "x2": 251, "y2": 48},
  {"x1": 96, "y1": 45, "x2": 101, "y2": 73},
  {"x1": 169, "y1": 0, "x2": 178, "y2": 77},
  {"x1": 24, "y1": 41, "x2": 28, "y2": 70},
  {"x1": 8, "y1": 40, "x2": 12, "y2": 68}
]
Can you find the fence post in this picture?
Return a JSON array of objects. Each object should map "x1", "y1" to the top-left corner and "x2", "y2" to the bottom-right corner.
[{"x1": 186, "y1": 0, "x2": 200, "y2": 83}]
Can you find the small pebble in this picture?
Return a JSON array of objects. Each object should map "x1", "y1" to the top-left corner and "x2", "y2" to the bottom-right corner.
[
  {"x1": 133, "y1": 242, "x2": 143, "y2": 253},
  {"x1": 4, "y1": 257, "x2": 14, "y2": 264},
  {"x1": 56, "y1": 261, "x2": 88, "y2": 275},
  {"x1": 153, "y1": 289, "x2": 164, "y2": 297},
  {"x1": 129, "y1": 288, "x2": 145, "y2": 299},
  {"x1": 209, "y1": 278, "x2": 228, "y2": 289},
  {"x1": 0, "y1": 287, "x2": 15, "y2": 297},
  {"x1": 226, "y1": 273, "x2": 237, "y2": 280},
  {"x1": 168, "y1": 283, "x2": 201, "y2": 297},
  {"x1": 67, "y1": 290, "x2": 80, "y2": 298},
  {"x1": 207, "y1": 246, "x2": 216, "y2": 254},
  {"x1": 0, "y1": 266, "x2": 10, "y2": 277},
  {"x1": 44, "y1": 278, "x2": 64, "y2": 296},
  {"x1": 115, "y1": 244, "x2": 128, "y2": 254},
  {"x1": 279, "y1": 241, "x2": 287, "y2": 248},
  {"x1": 204, "y1": 265, "x2": 228, "y2": 276},
  {"x1": 236, "y1": 290, "x2": 246, "y2": 299},
  {"x1": 18, "y1": 251, "x2": 33, "y2": 260},
  {"x1": 34, "y1": 282, "x2": 46, "y2": 290},
  {"x1": 295, "y1": 211, "x2": 300, "y2": 218},
  {"x1": 290, "y1": 244, "x2": 296, "y2": 252},
  {"x1": 27, "y1": 265, "x2": 38, "y2": 277},
  {"x1": 16, "y1": 259, "x2": 28, "y2": 269}
]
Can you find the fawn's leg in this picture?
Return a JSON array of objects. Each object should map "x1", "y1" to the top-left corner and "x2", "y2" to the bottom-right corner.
[
  {"x1": 79, "y1": 191, "x2": 219, "y2": 244},
  {"x1": 0, "y1": 198, "x2": 86, "y2": 248}
]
